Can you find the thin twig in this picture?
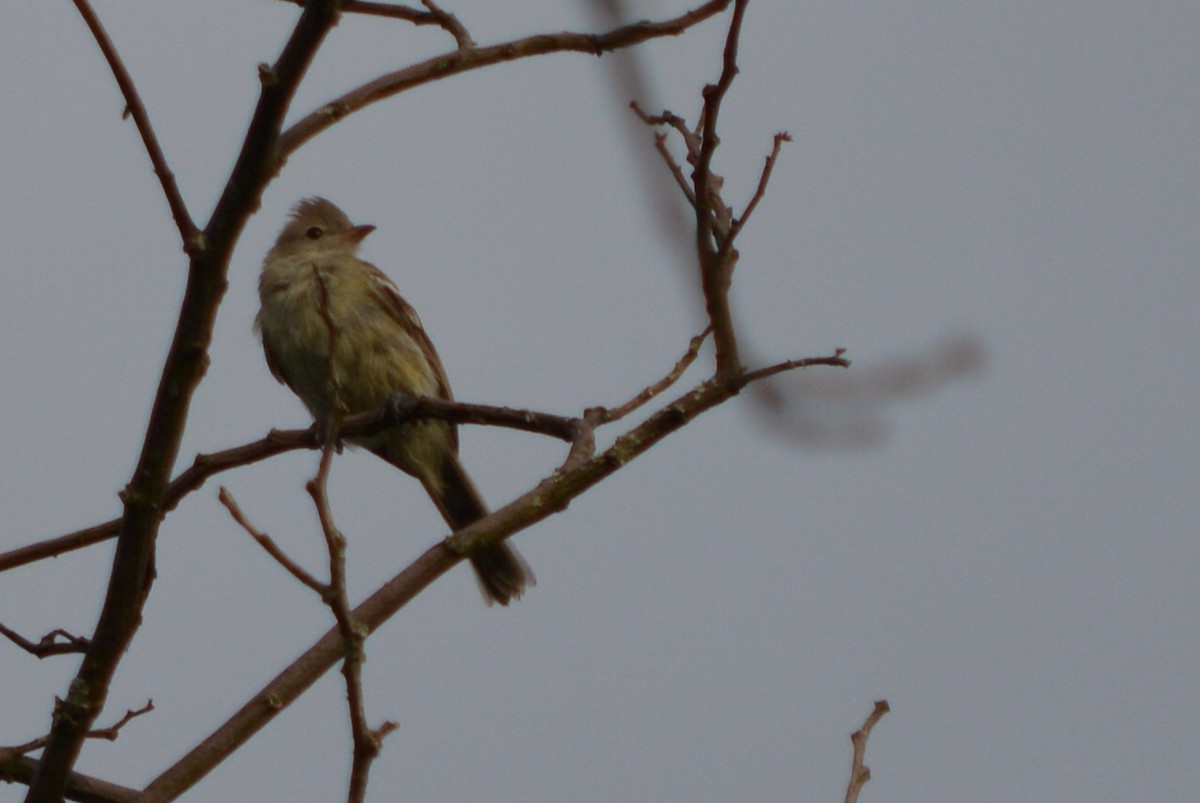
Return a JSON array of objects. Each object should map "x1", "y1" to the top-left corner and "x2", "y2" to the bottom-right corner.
[
  {"x1": 629, "y1": 97, "x2": 705, "y2": 201},
  {"x1": 630, "y1": 101, "x2": 700, "y2": 152},
  {"x1": 0, "y1": 705, "x2": 153, "y2": 800},
  {"x1": 420, "y1": 0, "x2": 474, "y2": 48},
  {"x1": 740, "y1": 349, "x2": 851, "y2": 384},
  {"x1": 0, "y1": 624, "x2": 89, "y2": 657},
  {"x1": 845, "y1": 700, "x2": 890, "y2": 803},
  {"x1": 279, "y1": 0, "x2": 734, "y2": 157},
  {"x1": 652, "y1": 132, "x2": 700, "y2": 207},
  {"x1": 0, "y1": 397, "x2": 586, "y2": 573},
  {"x1": 2, "y1": 701, "x2": 154, "y2": 757},
  {"x1": 729, "y1": 131, "x2": 792, "y2": 240},
  {"x1": 218, "y1": 488, "x2": 325, "y2": 592},
  {"x1": 70, "y1": 0, "x2": 198, "y2": 251},
  {"x1": 588, "y1": 327, "x2": 712, "y2": 425},
  {"x1": 86, "y1": 701, "x2": 156, "y2": 741},
  {"x1": 137, "y1": 347, "x2": 845, "y2": 802},
  {"x1": 305, "y1": 442, "x2": 394, "y2": 802}
]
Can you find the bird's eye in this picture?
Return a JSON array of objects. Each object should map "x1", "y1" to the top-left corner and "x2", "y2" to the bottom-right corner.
[{"x1": 305, "y1": 226, "x2": 324, "y2": 240}]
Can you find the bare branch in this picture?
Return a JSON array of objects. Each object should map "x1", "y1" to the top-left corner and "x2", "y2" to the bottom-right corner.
[
  {"x1": 690, "y1": 0, "x2": 749, "y2": 376},
  {"x1": 1, "y1": 704, "x2": 153, "y2": 802},
  {"x1": 630, "y1": 102, "x2": 699, "y2": 207},
  {"x1": 630, "y1": 101, "x2": 700, "y2": 151},
  {"x1": 729, "y1": 131, "x2": 792, "y2": 240},
  {"x1": 740, "y1": 349, "x2": 851, "y2": 384},
  {"x1": 30, "y1": 3, "x2": 347, "y2": 796},
  {"x1": 85, "y1": 701, "x2": 156, "y2": 742},
  {"x1": 0, "y1": 624, "x2": 89, "y2": 657},
  {"x1": 0, "y1": 396, "x2": 588, "y2": 573},
  {"x1": 420, "y1": 0, "x2": 474, "y2": 49},
  {"x1": 4, "y1": 702, "x2": 153, "y2": 761},
  {"x1": 752, "y1": 335, "x2": 985, "y2": 447},
  {"x1": 845, "y1": 700, "x2": 890, "y2": 803},
  {"x1": 588, "y1": 327, "x2": 712, "y2": 425},
  {"x1": 279, "y1": 0, "x2": 734, "y2": 157},
  {"x1": 305, "y1": 443, "x2": 391, "y2": 802},
  {"x1": 627, "y1": 3, "x2": 751, "y2": 378},
  {"x1": 137, "y1": 348, "x2": 844, "y2": 801},
  {"x1": 70, "y1": 0, "x2": 198, "y2": 251},
  {"x1": 0, "y1": 758, "x2": 140, "y2": 803},
  {"x1": 218, "y1": 488, "x2": 326, "y2": 592}
]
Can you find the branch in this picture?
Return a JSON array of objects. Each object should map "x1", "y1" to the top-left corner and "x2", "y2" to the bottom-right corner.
[
  {"x1": 137, "y1": 349, "x2": 845, "y2": 801},
  {"x1": 29, "y1": 3, "x2": 345, "y2": 798},
  {"x1": 690, "y1": 0, "x2": 748, "y2": 376},
  {"x1": 740, "y1": 349, "x2": 850, "y2": 384},
  {"x1": 844, "y1": 700, "x2": 890, "y2": 803},
  {"x1": 728, "y1": 131, "x2": 792, "y2": 241},
  {"x1": 0, "y1": 756, "x2": 140, "y2": 803},
  {"x1": 751, "y1": 335, "x2": 984, "y2": 447},
  {"x1": 630, "y1": 2, "x2": 750, "y2": 379},
  {"x1": 279, "y1": 0, "x2": 734, "y2": 157},
  {"x1": 0, "y1": 338, "x2": 835, "y2": 578},
  {"x1": 420, "y1": 0, "x2": 474, "y2": 49},
  {"x1": 0, "y1": 624, "x2": 89, "y2": 657},
  {"x1": 306, "y1": 443, "x2": 394, "y2": 801},
  {"x1": 219, "y1": 487, "x2": 325, "y2": 592},
  {"x1": 630, "y1": 103, "x2": 700, "y2": 207},
  {"x1": 587, "y1": 327, "x2": 711, "y2": 425},
  {"x1": 0, "y1": 397, "x2": 589, "y2": 573},
  {"x1": 70, "y1": 0, "x2": 198, "y2": 250},
  {"x1": 1, "y1": 703, "x2": 153, "y2": 803}
]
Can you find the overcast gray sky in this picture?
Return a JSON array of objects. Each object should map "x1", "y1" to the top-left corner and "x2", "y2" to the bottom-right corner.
[{"x1": 2, "y1": 2, "x2": 1197, "y2": 801}]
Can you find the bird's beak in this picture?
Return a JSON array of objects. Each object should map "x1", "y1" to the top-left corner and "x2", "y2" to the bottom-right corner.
[{"x1": 348, "y1": 224, "x2": 376, "y2": 242}]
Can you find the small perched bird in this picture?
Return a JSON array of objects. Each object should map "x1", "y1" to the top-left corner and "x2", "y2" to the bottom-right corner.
[{"x1": 256, "y1": 197, "x2": 533, "y2": 605}]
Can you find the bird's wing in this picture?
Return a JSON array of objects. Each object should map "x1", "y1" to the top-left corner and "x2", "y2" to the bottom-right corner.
[{"x1": 364, "y1": 261, "x2": 456, "y2": 403}]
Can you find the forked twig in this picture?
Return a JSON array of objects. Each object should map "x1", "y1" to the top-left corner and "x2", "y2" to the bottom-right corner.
[
  {"x1": 844, "y1": 699, "x2": 890, "y2": 803},
  {"x1": 1, "y1": 701, "x2": 154, "y2": 757},
  {"x1": 0, "y1": 624, "x2": 89, "y2": 657},
  {"x1": 306, "y1": 441, "x2": 395, "y2": 802}
]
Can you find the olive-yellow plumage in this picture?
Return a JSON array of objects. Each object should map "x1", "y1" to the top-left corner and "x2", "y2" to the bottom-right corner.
[{"x1": 256, "y1": 197, "x2": 532, "y2": 605}]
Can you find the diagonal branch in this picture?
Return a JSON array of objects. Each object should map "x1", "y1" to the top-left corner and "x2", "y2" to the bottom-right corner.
[
  {"x1": 28, "y1": 3, "x2": 346, "y2": 799},
  {"x1": 219, "y1": 487, "x2": 326, "y2": 592},
  {"x1": 845, "y1": 700, "x2": 890, "y2": 803},
  {"x1": 0, "y1": 703, "x2": 154, "y2": 802},
  {"x1": 135, "y1": 349, "x2": 846, "y2": 802},
  {"x1": 729, "y1": 131, "x2": 792, "y2": 241},
  {"x1": 587, "y1": 327, "x2": 712, "y2": 425},
  {"x1": 70, "y1": 0, "x2": 199, "y2": 251},
  {"x1": 279, "y1": 0, "x2": 734, "y2": 157},
  {"x1": 0, "y1": 396, "x2": 588, "y2": 574},
  {"x1": 0, "y1": 624, "x2": 89, "y2": 657}
]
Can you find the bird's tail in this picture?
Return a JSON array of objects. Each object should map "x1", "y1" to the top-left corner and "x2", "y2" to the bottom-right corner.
[{"x1": 426, "y1": 454, "x2": 535, "y2": 606}]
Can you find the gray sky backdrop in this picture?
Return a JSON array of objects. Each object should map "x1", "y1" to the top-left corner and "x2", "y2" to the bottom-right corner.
[{"x1": 2, "y1": 2, "x2": 1197, "y2": 801}]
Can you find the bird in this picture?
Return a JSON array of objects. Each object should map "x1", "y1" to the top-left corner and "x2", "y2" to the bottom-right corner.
[{"x1": 256, "y1": 197, "x2": 533, "y2": 605}]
